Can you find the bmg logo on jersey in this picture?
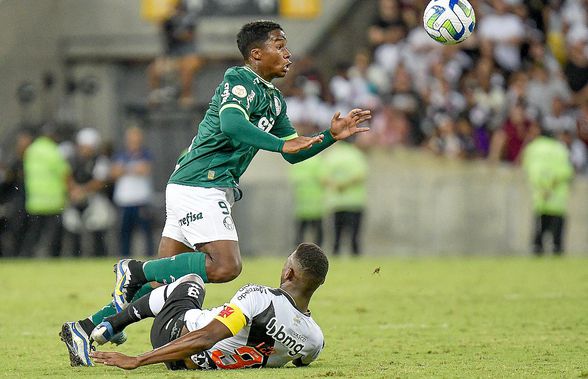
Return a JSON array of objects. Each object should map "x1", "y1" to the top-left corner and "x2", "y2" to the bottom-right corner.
[
  {"x1": 179, "y1": 211, "x2": 203, "y2": 227},
  {"x1": 266, "y1": 317, "x2": 304, "y2": 356}
]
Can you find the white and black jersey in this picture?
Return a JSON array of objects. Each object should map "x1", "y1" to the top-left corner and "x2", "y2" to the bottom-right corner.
[{"x1": 184, "y1": 284, "x2": 324, "y2": 370}]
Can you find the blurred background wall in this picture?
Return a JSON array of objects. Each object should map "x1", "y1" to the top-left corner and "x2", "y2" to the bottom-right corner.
[{"x1": 237, "y1": 150, "x2": 588, "y2": 256}]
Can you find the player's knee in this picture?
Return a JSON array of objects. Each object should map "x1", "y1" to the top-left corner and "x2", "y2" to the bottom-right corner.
[
  {"x1": 177, "y1": 273, "x2": 205, "y2": 288},
  {"x1": 207, "y1": 259, "x2": 242, "y2": 283}
]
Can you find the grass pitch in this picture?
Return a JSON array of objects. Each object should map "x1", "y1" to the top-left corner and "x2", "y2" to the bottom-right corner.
[{"x1": 1, "y1": 256, "x2": 587, "y2": 378}]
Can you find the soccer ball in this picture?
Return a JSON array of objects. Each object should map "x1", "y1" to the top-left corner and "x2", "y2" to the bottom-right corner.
[{"x1": 423, "y1": 0, "x2": 476, "y2": 45}]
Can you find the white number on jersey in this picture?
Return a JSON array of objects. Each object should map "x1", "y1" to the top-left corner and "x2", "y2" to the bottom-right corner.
[{"x1": 257, "y1": 117, "x2": 275, "y2": 132}]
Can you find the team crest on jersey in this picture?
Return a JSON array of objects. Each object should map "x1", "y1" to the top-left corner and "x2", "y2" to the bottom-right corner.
[
  {"x1": 223, "y1": 216, "x2": 235, "y2": 231},
  {"x1": 232, "y1": 85, "x2": 247, "y2": 98},
  {"x1": 273, "y1": 96, "x2": 281, "y2": 114},
  {"x1": 218, "y1": 305, "x2": 235, "y2": 318}
]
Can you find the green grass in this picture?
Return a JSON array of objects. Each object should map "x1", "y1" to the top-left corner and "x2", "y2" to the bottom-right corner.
[{"x1": 1, "y1": 256, "x2": 587, "y2": 378}]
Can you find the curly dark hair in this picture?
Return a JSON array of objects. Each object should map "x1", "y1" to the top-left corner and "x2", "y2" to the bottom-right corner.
[
  {"x1": 293, "y1": 243, "x2": 329, "y2": 286},
  {"x1": 237, "y1": 20, "x2": 283, "y2": 59}
]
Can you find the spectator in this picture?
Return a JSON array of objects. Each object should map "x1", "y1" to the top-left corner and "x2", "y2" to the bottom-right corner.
[
  {"x1": 427, "y1": 77, "x2": 467, "y2": 123},
  {"x1": 22, "y1": 123, "x2": 71, "y2": 257},
  {"x1": 368, "y1": 0, "x2": 406, "y2": 48},
  {"x1": 329, "y1": 53, "x2": 378, "y2": 111},
  {"x1": 523, "y1": 37, "x2": 561, "y2": 74},
  {"x1": 65, "y1": 128, "x2": 113, "y2": 257},
  {"x1": 563, "y1": 29, "x2": 588, "y2": 104},
  {"x1": 398, "y1": 0, "x2": 420, "y2": 30},
  {"x1": 561, "y1": 0, "x2": 588, "y2": 33},
  {"x1": 426, "y1": 114, "x2": 463, "y2": 159},
  {"x1": 347, "y1": 50, "x2": 390, "y2": 96},
  {"x1": 558, "y1": 128, "x2": 587, "y2": 174},
  {"x1": 575, "y1": 100, "x2": 588, "y2": 147},
  {"x1": 288, "y1": 152, "x2": 325, "y2": 247},
  {"x1": 1, "y1": 129, "x2": 34, "y2": 257},
  {"x1": 456, "y1": 117, "x2": 479, "y2": 159},
  {"x1": 148, "y1": 0, "x2": 203, "y2": 106},
  {"x1": 321, "y1": 140, "x2": 368, "y2": 256},
  {"x1": 489, "y1": 101, "x2": 538, "y2": 163},
  {"x1": 329, "y1": 62, "x2": 354, "y2": 110},
  {"x1": 374, "y1": 38, "x2": 405, "y2": 78},
  {"x1": 470, "y1": 58, "x2": 506, "y2": 128},
  {"x1": 111, "y1": 126, "x2": 155, "y2": 258},
  {"x1": 543, "y1": 96, "x2": 576, "y2": 135},
  {"x1": 403, "y1": 25, "x2": 441, "y2": 94},
  {"x1": 386, "y1": 64, "x2": 425, "y2": 145},
  {"x1": 522, "y1": 128, "x2": 574, "y2": 255},
  {"x1": 478, "y1": 0, "x2": 526, "y2": 72},
  {"x1": 434, "y1": 46, "x2": 474, "y2": 88},
  {"x1": 359, "y1": 103, "x2": 409, "y2": 148},
  {"x1": 285, "y1": 77, "x2": 332, "y2": 130},
  {"x1": 504, "y1": 70, "x2": 528, "y2": 106},
  {"x1": 525, "y1": 64, "x2": 571, "y2": 116},
  {"x1": 286, "y1": 55, "x2": 329, "y2": 103},
  {"x1": 543, "y1": 0, "x2": 567, "y2": 65}
]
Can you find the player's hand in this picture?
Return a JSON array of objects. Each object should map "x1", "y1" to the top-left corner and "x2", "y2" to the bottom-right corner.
[
  {"x1": 282, "y1": 135, "x2": 324, "y2": 154},
  {"x1": 90, "y1": 351, "x2": 140, "y2": 370},
  {"x1": 329, "y1": 109, "x2": 371, "y2": 141}
]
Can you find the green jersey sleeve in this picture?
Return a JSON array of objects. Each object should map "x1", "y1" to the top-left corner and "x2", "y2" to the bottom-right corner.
[
  {"x1": 270, "y1": 97, "x2": 298, "y2": 140},
  {"x1": 220, "y1": 107, "x2": 285, "y2": 152}
]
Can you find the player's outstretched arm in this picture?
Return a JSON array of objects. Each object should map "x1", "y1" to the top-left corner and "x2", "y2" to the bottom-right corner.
[
  {"x1": 329, "y1": 108, "x2": 371, "y2": 141},
  {"x1": 281, "y1": 130, "x2": 334, "y2": 164},
  {"x1": 281, "y1": 135, "x2": 324, "y2": 154},
  {"x1": 281, "y1": 108, "x2": 370, "y2": 164},
  {"x1": 90, "y1": 320, "x2": 232, "y2": 370},
  {"x1": 220, "y1": 108, "x2": 286, "y2": 152}
]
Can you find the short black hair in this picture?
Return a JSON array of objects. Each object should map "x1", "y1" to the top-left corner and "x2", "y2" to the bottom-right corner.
[
  {"x1": 237, "y1": 20, "x2": 283, "y2": 60},
  {"x1": 293, "y1": 243, "x2": 329, "y2": 286}
]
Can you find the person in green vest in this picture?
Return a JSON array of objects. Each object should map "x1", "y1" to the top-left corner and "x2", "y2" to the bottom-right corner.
[
  {"x1": 522, "y1": 127, "x2": 574, "y2": 255},
  {"x1": 289, "y1": 153, "x2": 325, "y2": 247},
  {"x1": 321, "y1": 139, "x2": 368, "y2": 256},
  {"x1": 22, "y1": 123, "x2": 71, "y2": 257}
]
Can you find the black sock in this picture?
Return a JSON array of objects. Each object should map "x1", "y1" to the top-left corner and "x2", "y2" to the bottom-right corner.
[
  {"x1": 124, "y1": 260, "x2": 148, "y2": 302},
  {"x1": 78, "y1": 318, "x2": 96, "y2": 336},
  {"x1": 105, "y1": 292, "x2": 154, "y2": 334},
  {"x1": 128, "y1": 260, "x2": 147, "y2": 285}
]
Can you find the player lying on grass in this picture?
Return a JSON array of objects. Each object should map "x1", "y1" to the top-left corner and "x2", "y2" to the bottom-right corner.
[
  {"x1": 87, "y1": 243, "x2": 327, "y2": 370},
  {"x1": 61, "y1": 20, "x2": 370, "y2": 352}
]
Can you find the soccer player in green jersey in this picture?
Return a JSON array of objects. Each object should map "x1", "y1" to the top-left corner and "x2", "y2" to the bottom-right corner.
[
  {"x1": 154, "y1": 20, "x2": 370, "y2": 279},
  {"x1": 61, "y1": 21, "x2": 370, "y2": 366}
]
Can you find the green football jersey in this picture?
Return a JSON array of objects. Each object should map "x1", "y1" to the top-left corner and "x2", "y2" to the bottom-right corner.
[{"x1": 169, "y1": 66, "x2": 298, "y2": 188}]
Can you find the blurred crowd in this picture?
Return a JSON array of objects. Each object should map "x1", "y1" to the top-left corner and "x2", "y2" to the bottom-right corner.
[
  {"x1": 0, "y1": 125, "x2": 156, "y2": 258},
  {"x1": 279, "y1": 0, "x2": 588, "y2": 173}
]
